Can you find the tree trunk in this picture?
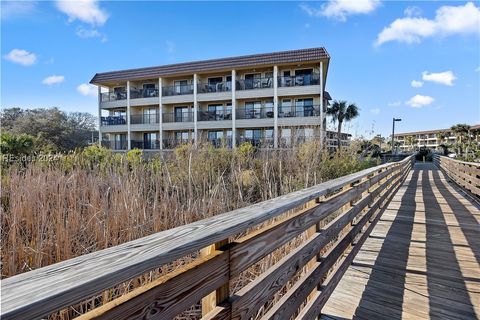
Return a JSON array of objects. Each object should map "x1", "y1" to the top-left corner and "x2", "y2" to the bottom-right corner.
[{"x1": 337, "y1": 121, "x2": 342, "y2": 151}]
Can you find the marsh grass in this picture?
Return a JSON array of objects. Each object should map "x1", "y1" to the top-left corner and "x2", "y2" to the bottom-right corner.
[{"x1": 0, "y1": 141, "x2": 378, "y2": 318}]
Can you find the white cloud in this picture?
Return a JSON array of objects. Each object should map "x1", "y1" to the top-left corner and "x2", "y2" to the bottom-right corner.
[
  {"x1": 422, "y1": 71, "x2": 456, "y2": 86},
  {"x1": 3, "y1": 49, "x2": 37, "y2": 66},
  {"x1": 300, "y1": 0, "x2": 380, "y2": 22},
  {"x1": 411, "y1": 80, "x2": 423, "y2": 88},
  {"x1": 376, "y1": 2, "x2": 480, "y2": 46},
  {"x1": 388, "y1": 101, "x2": 401, "y2": 107},
  {"x1": 475, "y1": 66, "x2": 480, "y2": 72},
  {"x1": 42, "y1": 75, "x2": 65, "y2": 85},
  {"x1": 166, "y1": 40, "x2": 175, "y2": 54},
  {"x1": 404, "y1": 6, "x2": 422, "y2": 17},
  {"x1": 406, "y1": 94, "x2": 434, "y2": 108},
  {"x1": 77, "y1": 83, "x2": 97, "y2": 97},
  {"x1": 370, "y1": 108, "x2": 380, "y2": 115},
  {"x1": 1, "y1": 1, "x2": 37, "y2": 20},
  {"x1": 76, "y1": 26, "x2": 107, "y2": 42},
  {"x1": 55, "y1": 0, "x2": 108, "y2": 26}
]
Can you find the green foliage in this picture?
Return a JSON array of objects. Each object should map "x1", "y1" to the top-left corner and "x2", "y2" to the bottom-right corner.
[
  {"x1": 0, "y1": 133, "x2": 36, "y2": 156},
  {"x1": 126, "y1": 149, "x2": 143, "y2": 166}
]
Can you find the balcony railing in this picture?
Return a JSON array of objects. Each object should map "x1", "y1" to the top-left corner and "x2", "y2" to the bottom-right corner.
[
  {"x1": 197, "y1": 81, "x2": 232, "y2": 93},
  {"x1": 130, "y1": 88, "x2": 159, "y2": 99},
  {"x1": 236, "y1": 107, "x2": 274, "y2": 119},
  {"x1": 198, "y1": 110, "x2": 232, "y2": 121},
  {"x1": 163, "y1": 139, "x2": 191, "y2": 149},
  {"x1": 100, "y1": 91, "x2": 127, "y2": 102},
  {"x1": 236, "y1": 77, "x2": 273, "y2": 90},
  {"x1": 101, "y1": 116, "x2": 127, "y2": 126},
  {"x1": 207, "y1": 138, "x2": 233, "y2": 148},
  {"x1": 278, "y1": 105, "x2": 321, "y2": 118},
  {"x1": 131, "y1": 140, "x2": 160, "y2": 150},
  {"x1": 130, "y1": 114, "x2": 159, "y2": 125},
  {"x1": 278, "y1": 73, "x2": 320, "y2": 87},
  {"x1": 162, "y1": 85, "x2": 194, "y2": 96},
  {"x1": 101, "y1": 140, "x2": 127, "y2": 150},
  {"x1": 163, "y1": 112, "x2": 194, "y2": 123},
  {"x1": 238, "y1": 137, "x2": 274, "y2": 148}
]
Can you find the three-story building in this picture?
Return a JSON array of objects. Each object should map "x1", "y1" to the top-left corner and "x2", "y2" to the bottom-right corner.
[{"x1": 91, "y1": 47, "x2": 331, "y2": 151}]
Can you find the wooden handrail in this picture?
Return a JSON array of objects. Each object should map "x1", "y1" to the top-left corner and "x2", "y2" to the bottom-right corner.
[
  {"x1": 1, "y1": 155, "x2": 415, "y2": 320},
  {"x1": 433, "y1": 154, "x2": 480, "y2": 196}
]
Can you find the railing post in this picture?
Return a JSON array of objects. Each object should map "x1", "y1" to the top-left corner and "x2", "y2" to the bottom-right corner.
[{"x1": 201, "y1": 239, "x2": 230, "y2": 317}]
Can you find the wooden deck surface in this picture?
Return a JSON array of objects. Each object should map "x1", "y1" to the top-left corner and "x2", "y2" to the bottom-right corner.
[{"x1": 321, "y1": 162, "x2": 480, "y2": 320}]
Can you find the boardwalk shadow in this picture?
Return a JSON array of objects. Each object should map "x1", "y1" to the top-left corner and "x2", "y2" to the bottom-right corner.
[
  {"x1": 351, "y1": 167, "x2": 419, "y2": 319},
  {"x1": 421, "y1": 165, "x2": 476, "y2": 319},
  {"x1": 431, "y1": 169, "x2": 480, "y2": 265}
]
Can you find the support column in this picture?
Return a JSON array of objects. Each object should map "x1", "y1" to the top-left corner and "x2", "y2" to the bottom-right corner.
[
  {"x1": 231, "y1": 69, "x2": 236, "y2": 149},
  {"x1": 193, "y1": 74, "x2": 198, "y2": 146},
  {"x1": 273, "y1": 65, "x2": 279, "y2": 149},
  {"x1": 319, "y1": 61, "x2": 324, "y2": 149},
  {"x1": 159, "y1": 77, "x2": 163, "y2": 150},
  {"x1": 97, "y1": 86, "x2": 102, "y2": 146},
  {"x1": 127, "y1": 81, "x2": 131, "y2": 150}
]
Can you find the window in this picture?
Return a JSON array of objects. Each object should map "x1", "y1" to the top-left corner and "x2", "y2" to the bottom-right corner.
[
  {"x1": 175, "y1": 131, "x2": 190, "y2": 142},
  {"x1": 245, "y1": 101, "x2": 262, "y2": 119},
  {"x1": 114, "y1": 134, "x2": 127, "y2": 150},
  {"x1": 295, "y1": 69, "x2": 313, "y2": 85},
  {"x1": 143, "y1": 133, "x2": 158, "y2": 149},
  {"x1": 175, "y1": 106, "x2": 190, "y2": 122},
  {"x1": 143, "y1": 83, "x2": 156, "y2": 97},
  {"x1": 208, "y1": 104, "x2": 224, "y2": 120},
  {"x1": 174, "y1": 80, "x2": 189, "y2": 94},
  {"x1": 296, "y1": 98, "x2": 314, "y2": 116},
  {"x1": 143, "y1": 108, "x2": 157, "y2": 124},
  {"x1": 226, "y1": 103, "x2": 232, "y2": 119},
  {"x1": 281, "y1": 128, "x2": 292, "y2": 147},
  {"x1": 244, "y1": 73, "x2": 261, "y2": 89}
]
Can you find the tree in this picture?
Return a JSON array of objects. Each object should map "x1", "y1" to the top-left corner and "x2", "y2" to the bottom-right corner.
[
  {"x1": 405, "y1": 136, "x2": 417, "y2": 152},
  {"x1": 450, "y1": 124, "x2": 470, "y2": 156},
  {"x1": 326, "y1": 100, "x2": 359, "y2": 149},
  {"x1": 0, "y1": 107, "x2": 97, "y2": 152},
  {"x1": 0, "y1": 133, "x2": 36, "y2": 156}
]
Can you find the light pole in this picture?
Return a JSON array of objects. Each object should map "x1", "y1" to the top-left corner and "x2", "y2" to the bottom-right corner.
[{"x1": 391, "y1": 118, "x2": 402, "y2": 155}]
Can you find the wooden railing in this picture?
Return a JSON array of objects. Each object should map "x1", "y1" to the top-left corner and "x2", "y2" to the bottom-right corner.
[
  {"x1": 434, "y1": 154, "x2": 480, "y2": 196},
  {"x1": 1, "y1": 156, "x2": 415, "y2": 320}
]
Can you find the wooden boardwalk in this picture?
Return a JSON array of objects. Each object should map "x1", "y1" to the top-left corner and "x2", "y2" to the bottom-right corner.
[{"x1": 321, "y1": 163, "x2": 480, "y2": 320}]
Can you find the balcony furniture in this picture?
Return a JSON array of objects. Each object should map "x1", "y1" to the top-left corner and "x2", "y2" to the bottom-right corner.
[{"x1": 266, "y1": 111, "x2": 274, "y2": 118}]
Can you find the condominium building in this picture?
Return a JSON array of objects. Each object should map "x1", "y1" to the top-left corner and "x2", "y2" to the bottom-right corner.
[
  {"x1": 394, "y1": 124, "x2": 480, "y2": 151},
  {"x1": 90, "y1": 47, "x2": 331, "y2": 151}
]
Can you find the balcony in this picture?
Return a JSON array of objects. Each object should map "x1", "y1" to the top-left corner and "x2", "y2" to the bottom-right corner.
[
  {"x1": 207, "y1": 138, "x2": 233, "y2": 148},
  {"x1": 130, "y1": 114, "x2": 159, "y2": 125},
  {"x1": 198, "y1": 110, "x2": 232, "y2": 121},
  {"x1": 101, "y1": 140, "x2": 127, "y2": 150},
  {"x1": 197, "y1": 81, "x2": 232, "y2": 93},
  {"x1": 278, "y1": 105, "x2": 321, "y2": 118},
  {"x1": 100, "y1": 91, "x2": 127, "y2": 102},
  {"x1": 236, "y1": 77, "x2": 273, "y2": 90},
  {"x1": 101, "y1": 116, "x2": 127, "y2": 126},
  {"x1": 278, "y1": 73, "x2": 320, "y2": 87},
  {"x1": 163, "y1": 139, "x2": 191, "y2": 149},
  {"x1": 162, "y1": 85, "x2": 194, "y2": 96},
  {"x1": 236, "y1": 106, "x2": 274, "y2": 119},
  {"x1": 130, "y1": 88, "x2": 159, "y2": 99},
  {"x1": 131, "y1": 140, "x2": 160, "y2": 150},
  {"x1": 163, "y1": 112, "x2": 194, "y2": 123},
  {"x1": 238, "y1": 137, "x2": 274, "y2": 148}
]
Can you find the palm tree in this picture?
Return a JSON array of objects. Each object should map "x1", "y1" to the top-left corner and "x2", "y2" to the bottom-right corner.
[
  {"x1": 326, "y1": 100, "x2": 359, "y2": 149},
  {"x1": 451, "y1": 124, "x2": 470, "y2": 156},
  {"x1": 405, "y1": 136, "x2": 417, "y2": 152}
]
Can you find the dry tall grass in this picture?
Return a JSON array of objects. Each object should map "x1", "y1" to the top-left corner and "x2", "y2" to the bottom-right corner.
[{"x1": 0, "y1": 141, "x2": 377, "y2": 318}]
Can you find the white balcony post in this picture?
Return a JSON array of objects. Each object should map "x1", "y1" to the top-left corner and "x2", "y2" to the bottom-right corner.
[
  {"x1": 319, "y1": 61, "x2": 324, "y2": 148},
  {"x1": 127, "y1": 81, "x2": 131, "y2": 150},
  {"x1": 193, "y1": 73, "x2": 198, "y2": 146},
  {"x1": 159, "y1": 77, "x2": 163, "y2": 150},
  {"x1": 97, "y1": 86, "x2": 102, "y2": 146},
  {"x1": 231, "y1": 69, "x2": 236, "y2": 149},
  {"x1": 273, "y1": 65, "x2": 278, "y2": 149}
]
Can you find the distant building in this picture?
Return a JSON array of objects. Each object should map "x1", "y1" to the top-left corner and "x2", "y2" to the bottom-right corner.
[
  {"x1": 326, "y1": 131, "x2": 352, "y2": 150},
  {"x1": 393, "y1": 124, "x2": 480, "y2": 151}
]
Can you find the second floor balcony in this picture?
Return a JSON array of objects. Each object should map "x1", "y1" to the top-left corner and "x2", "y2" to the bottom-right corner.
[
  {"x1": 278, "y1": 105, "x2": 321, "y2": 118},
  {"x1": 130, "y1": 87, "x2": 159, "y2": 99},
  {"x1": 236, "y1": 77, "x2": 273, "y2": 90},
  {"x1": 162, "y1": 84, "x2": 194, "y2": 96},
  {"x1": 101, "y1": 91, "x2": 127, "y2": 102},
  {"x1": 236, "y1": 106, "x2": 274, "y2": 119},
  {"x1": 163, "y1": 112, "x2": 194, "y2": 123},
  {"x1": 198, "y1": 110, "x2": 232, "y2": 121},
  {"x1": 197, "y1": 81, "x2": 232, "y2": 93},
  {"x1": 131, "y1": 114, "x2": 159, "y2": 125},
  {"x1": 278, "y1": 73, "x2": 320, "y2": 87},
  {"x1": 101, "y1": 116, "x2": 127, "y2": 126}
]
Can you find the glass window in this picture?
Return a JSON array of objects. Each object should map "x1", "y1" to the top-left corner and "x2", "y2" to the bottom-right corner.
[
  {"x1": 245, "y1": 101, "x2": 262, "y2": 119},
  {"x1": 174, "y1": 80, "x2": 189, "y2": 94},
  {"x1": 143, "y1": 108, "x2": 157, "y2": 124},
  {"x1": 175, "y1": 106, "x2": 190, "y2": 122}
]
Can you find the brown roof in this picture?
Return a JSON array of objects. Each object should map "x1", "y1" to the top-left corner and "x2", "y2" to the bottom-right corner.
[
  {"x1": 90, "y1": 47, "x2": 330, "y2": 84},
  {"x1": 394, "y1": 124, "x2": 480, "y2": 136}
]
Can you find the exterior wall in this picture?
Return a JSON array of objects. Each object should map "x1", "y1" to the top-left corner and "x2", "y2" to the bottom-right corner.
[{"x1": 98, "y1": 59, "x2": 328, "y2": 150}]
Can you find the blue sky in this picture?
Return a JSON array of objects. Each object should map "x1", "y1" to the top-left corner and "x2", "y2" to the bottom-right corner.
[{"x1": 1, "y1": 0, "x2": 479, "y2": 138}]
